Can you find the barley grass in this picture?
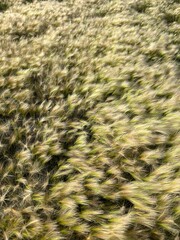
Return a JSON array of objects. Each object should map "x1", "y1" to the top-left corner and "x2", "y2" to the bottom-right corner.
[{"x1": 0, "y1": 0, "x2": 179, "y2": 239}]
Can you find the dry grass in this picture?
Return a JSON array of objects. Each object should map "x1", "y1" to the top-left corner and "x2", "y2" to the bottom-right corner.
[{"x1": 0, "y1": 0, "x2": 179, "y2": 239}]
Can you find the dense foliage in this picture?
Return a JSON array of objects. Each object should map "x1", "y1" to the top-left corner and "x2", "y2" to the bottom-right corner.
[{"x1": 0, "y1": 0, "x2": 179, "y2": 239}]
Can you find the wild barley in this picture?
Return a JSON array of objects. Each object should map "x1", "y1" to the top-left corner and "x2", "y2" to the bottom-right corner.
[{"x1": 0, "y1": 0, "x2": 179, "y2": 239}]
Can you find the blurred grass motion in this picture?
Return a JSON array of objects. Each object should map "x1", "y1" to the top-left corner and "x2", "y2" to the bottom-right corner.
[{"x1": 0, "y1": 0, "x2": 179, "y2": 239}]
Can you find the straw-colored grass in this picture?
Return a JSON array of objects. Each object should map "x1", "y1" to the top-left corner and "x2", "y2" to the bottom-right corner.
[{"x1": 0, "y1": 0, "x2": 179, "y2": 239}]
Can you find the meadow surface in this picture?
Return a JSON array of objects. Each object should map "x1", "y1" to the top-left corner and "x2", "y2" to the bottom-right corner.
[{"x1": 0, "y1": 0, "x2": 179, "y2": 239}]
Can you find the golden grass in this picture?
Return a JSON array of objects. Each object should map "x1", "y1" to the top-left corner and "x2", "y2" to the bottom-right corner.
[{"x1": 0, "y1": 0, "x2": 179, "y2": 239}]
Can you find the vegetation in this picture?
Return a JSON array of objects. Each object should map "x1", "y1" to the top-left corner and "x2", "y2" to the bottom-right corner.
[{"x1": 0, "y1": 0, "x2": 179, "y2": 239}]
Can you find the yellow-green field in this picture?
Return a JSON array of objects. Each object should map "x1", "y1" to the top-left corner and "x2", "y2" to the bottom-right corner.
[{"x1": 0, "y1": 0, "x2": 179, "y2": 239}]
